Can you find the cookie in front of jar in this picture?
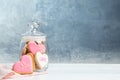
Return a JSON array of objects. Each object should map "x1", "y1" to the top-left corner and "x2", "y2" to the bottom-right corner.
[{"x1": 12, "y1": 53, "x2": 35, "y2": 74}]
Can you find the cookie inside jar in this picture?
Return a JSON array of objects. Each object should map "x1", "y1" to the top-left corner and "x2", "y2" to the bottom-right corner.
[
  {"x1": 22, "y1": 37, "x2": 46, "y2": 55},
  {"x1": 21, "y1": 36, "x2": 46, "y2": 56}
]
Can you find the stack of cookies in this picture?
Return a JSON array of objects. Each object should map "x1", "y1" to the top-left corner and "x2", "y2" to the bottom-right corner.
[{"x1": 12, "y1": 41, "x2": 48, "y2": 74}]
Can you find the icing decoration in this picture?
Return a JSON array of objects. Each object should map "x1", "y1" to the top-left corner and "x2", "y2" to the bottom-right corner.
[
  {"x1": 35, "y1": 52, "x2": 48, "y2": 69},
  {"x1": 28, "y1": 41, "x2": 40, "y2": 54},
  {"x1": 13, "y1": 54, "x2": 34, "y2": 74}
]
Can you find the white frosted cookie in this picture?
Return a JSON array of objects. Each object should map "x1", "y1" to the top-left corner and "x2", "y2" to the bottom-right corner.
[{"x1": 35, "y1": 52, "x2": 48, "y2": 69}]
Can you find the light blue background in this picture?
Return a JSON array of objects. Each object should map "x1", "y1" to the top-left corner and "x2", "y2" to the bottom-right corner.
[{"x1": 0, "y1": 0, "x2": 120, "y2": 63}]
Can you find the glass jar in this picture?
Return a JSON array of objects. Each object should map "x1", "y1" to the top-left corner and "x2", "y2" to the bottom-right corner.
[{"x1": 20, "y1": 21, "x2": 48, "y2": 72}]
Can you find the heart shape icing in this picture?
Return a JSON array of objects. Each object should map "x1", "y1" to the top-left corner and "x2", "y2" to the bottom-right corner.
[
  {"x1": 35, "y1": 52, "x2": 48, "y2": 69},
  {"x1": 13, "y1": 53, "x2": 34, "y2": 74},
  {"x1": 28, "y1": 41, "x2": 40, "y2": 55}
]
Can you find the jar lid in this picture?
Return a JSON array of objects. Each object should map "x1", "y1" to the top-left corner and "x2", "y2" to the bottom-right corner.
[{"x1": 21, "y1": 21, "x2": 46, "y2": 43}]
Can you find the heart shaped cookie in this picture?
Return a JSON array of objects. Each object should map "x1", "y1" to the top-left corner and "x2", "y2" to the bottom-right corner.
[
  {"x1": 12, "y1": 53, "x2": 34, "y2": 74},
  {"x1": 35, "y1": 52, "x2": 48, "y2": 69},
  {"x1": 28, "y1": 41, "x2": 40, "y2": 55}
]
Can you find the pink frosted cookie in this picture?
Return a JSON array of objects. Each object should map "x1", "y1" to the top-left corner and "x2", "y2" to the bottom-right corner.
[
  {"x1": 28, "y1": 41, "x2": 40, "y2": 55},
  {"x1": 35, "y1": 52, "x2": 48, "y2": 69},
  {"x1": 12, "y1": 53, "x2": 34, "y2": 74},
  {"x1": 38, "y1": 44, "x2": 46, "y2": 53}
]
